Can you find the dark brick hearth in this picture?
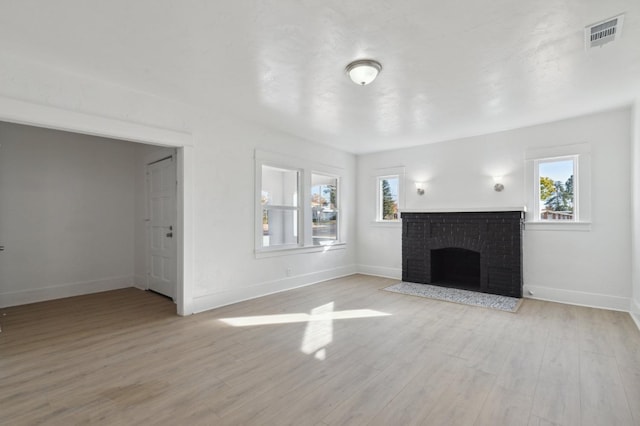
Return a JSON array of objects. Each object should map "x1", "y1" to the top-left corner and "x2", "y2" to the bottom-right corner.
[{"x1": 401, "y1": 211, "x2": 524, "y2": 298}]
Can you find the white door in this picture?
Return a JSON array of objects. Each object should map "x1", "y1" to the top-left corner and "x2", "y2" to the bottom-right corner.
[{"x1": 146, "y1": 155, "x2": 177, "y2": 300}]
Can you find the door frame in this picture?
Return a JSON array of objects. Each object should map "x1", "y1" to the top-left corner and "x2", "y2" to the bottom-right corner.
[{"x1": 0, "y1": 96, "x2": 194, "y2": 315}]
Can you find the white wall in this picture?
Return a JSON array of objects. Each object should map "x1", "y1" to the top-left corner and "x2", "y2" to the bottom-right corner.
[
  {"x1": 632, "y1": 100, "x2": 640, "y2": 327},
  {"x1": 357, "y1": 108, "x2": 632, "y2": 311},
  {"x1": 0, "y1": 122, "x2": 137, "y2": 307},
  {"x1": 188, "y1": 113, "x2": 357, "y2": 313},
  {"x1": 0, "y1": 54, "x2": 356, "y2": 314}
]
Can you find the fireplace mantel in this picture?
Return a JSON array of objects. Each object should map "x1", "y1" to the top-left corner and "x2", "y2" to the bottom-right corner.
[{"x1": 401, "y1": 206, "x2": 526, "y2": 214}]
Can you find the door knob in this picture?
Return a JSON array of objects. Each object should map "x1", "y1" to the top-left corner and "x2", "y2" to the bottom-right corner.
[
  {"x1": 166, "y1": 232, "x2": 173, "y2": 238},
  {"x1": 0, "y1": 246, "x2": 4, "y2": 251}
]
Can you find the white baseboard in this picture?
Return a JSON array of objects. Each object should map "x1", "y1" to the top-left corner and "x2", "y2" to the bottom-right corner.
[
  {"x1": 191, "y1": 264, "x2": 358, "y2": 314},
  {"x1": 0, "y1": 276, "x2": 134, "y2": 308},
  {"x1": 631, "y1": 299, "x2": 640, "y2": 331},
  {"x1": 524, "y1": 284, "x2": 630, "y2": 312},
  {"x1": 356, "y1": 264, "x2": 402, "y2": 280}
]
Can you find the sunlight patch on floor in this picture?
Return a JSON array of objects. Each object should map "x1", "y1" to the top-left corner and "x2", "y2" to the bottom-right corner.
[
  {"x1": 219, "y1": 308, "x2": 391, "y2": 327},
  {"x1": 219, "y1": 303, "x2": 391, "y2": 360},
  {"x1": 301, "y1": 302, "x2": 334, "y2": 359}
]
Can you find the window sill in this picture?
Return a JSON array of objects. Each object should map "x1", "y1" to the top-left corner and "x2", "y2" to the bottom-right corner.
[
  {"x1": 255, "y1": 242, "x2": 346, "y2": 258},
  {"x1": 371, "y1": 220, "x2": 401, "y2": 227},
  {"x1": 524, "y1": 221, "x2": 591, "y2": 232}
]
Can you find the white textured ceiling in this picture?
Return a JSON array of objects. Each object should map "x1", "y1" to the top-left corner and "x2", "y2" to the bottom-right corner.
[{"x1": 1, "y1": 1, "x2": 639, "y2": 153}]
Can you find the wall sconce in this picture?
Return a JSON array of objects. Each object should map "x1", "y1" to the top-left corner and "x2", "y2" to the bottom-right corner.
[
  {"x1": 415, "y1": 182, "x2": 425, "y2": 195},
  {"x1": 493, "y1": 176, "x2": 504, "y2": 192}
]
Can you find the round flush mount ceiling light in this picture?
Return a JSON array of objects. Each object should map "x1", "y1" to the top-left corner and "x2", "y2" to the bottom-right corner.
[{"x1": 345, "y1": 59, "x2": 382, "y2": 86}]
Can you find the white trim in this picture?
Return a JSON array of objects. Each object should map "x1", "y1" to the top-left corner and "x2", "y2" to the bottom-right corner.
[
  {"x1": 524, "y1": 284, "x2": 630, "y2": 312},
  {"x1": 255, "y1": 243, "x2": 346, "y2": 259},
  {"x1": 0, "y1": 96, "x2": 191, "y2": 147},
  {"x1": 525, "y1": 142, "x2": 591, "y2": 225},
  {"x1": 374, "y1": 166, "x2": 405, "y2": 222},
  {"x1": 0, "y1": 94, "x2": 195, "y2": 316},
  {"x1": 401, "y1": 206, "x2": 526, "y2": 213},
  {"x1": 631, "y1": 312, "x2": 640, "y2": 332},
  {"x1": 177, "y1": 146, "x2": 194, "y2": 315},
  {"x1": 310, "y1": 171, "x2": 341, "y2": 247},
  {"x1": 376, "y1": 175, "x2": 401, "y2": 222},
  {"x1": 524, "y1": 222, "x2": 592, "y2": 232},
  {"x1": 255, "y1": 149, "x2": 344, "y2": 176},
  {"x1": 255, "y1": 149, "x2": 346, "y2": 254},
  {"x1": 357, "y1": 265, "x2": 402, "y2": 280},
  {"x1": 0, "y1": 276, "x2": 134, "y2": 308},
  {"x1": 370, "y1": 221, "x2": 402, "y2": 227},
  {"x1": 525, "y1": 142, "x2": 591, "y2": 160},
  {"x1": 631, "y1": 299, "x2": 640, "y2": 331},
  {"x1": 191, "y1": 265, "x2": 357, "y2": 314},
  {"x1": 533, "y1": 155, "x2": 579, "y2": 221},
  {"x1": 256, "y1": 162, "x2": 303, "y2": 250}
]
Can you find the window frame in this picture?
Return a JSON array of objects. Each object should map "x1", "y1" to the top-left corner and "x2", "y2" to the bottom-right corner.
[
  {"x1": 525, "y1": 143, "x2": 591, "y2": 231},
  {"x1": 372, "y1": 166, "x2": 405, "y2": 225},
  {"x1": 310, "y1": 172, "x2": 341, "y2": 247},
  {"x1": 259, "y1": 164, "x2": 302, "y2": 250},
  {"x1": 533, "y1": 155, "x2": 579, "y2": 222},
  {"x1": 255, "y1": 150, "x2": 345, "y2": 255},
  {"x1": 376, "y1": 175, "x2": 400, "y2": 222}
]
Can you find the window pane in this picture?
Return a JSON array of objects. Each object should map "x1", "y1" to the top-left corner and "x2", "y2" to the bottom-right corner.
[
  {"x1": 539, "y1": 159, "x2": 574, "y2": 221},
  {"x1": 262, "y1": 165, "x2": 298, "y2": 207},
  {"x1": 380, "y1": 177, "x2": 399, "y2": 221},
  {"x1": 311, "y1": 174, "x2": 338, "y2": 245},
  {"x1": 262, "y1": 209, "x2": 298, "y2": 247}
]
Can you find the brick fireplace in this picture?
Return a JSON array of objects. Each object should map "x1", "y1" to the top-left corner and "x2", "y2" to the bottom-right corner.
[{"x1": 401, "y1": 210, "x2": 524, "y2": 298}]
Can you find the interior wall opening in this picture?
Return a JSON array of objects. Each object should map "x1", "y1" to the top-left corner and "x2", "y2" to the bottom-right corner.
[{"x1": 0, "y1": 120, "x2": 180, "y2": 312}]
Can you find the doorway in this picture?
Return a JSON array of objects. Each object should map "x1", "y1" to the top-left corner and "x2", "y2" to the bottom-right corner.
[{"x1": 0, "y1": 97, "x2": 192, "y2": 314}]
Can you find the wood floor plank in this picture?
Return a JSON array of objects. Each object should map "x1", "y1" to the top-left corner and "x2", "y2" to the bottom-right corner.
[
  {"x1": 1, "y1": 275, "x2": 639, "y2": 425},
  {"x1": 320, "y1": 339, "x2": 431, "y2": 425},
  {"x1": 474, "y1": 385, "x2": 533, "y2": 426},
  {"x1": 420, "y1": 363, "x2": 497, "y2": 425},
  {"x1": 618, "y1": 364, "x2": 640, "y2": 424},
  {"x1": 530, "y1": 378, "x2": 581, "y2": 426},
  {"x1": 367, "y1": 351, "x2": 458, "y2": 426},
  {"x1": 579, "y1": 351, "x2": 635, "y2": 425},
  {"x1": 494, "y1": 339, "x2": 546, "y2": 397}
]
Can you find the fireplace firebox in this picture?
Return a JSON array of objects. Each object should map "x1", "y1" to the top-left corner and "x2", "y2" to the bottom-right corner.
[{"x1": 401, "y1": 211, "x2": 523, "y2": 298}]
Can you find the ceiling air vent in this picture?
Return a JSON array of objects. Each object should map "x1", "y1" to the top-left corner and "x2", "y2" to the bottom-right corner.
[{"x1": 585, "y1": 14, "x2": 624, "y2": 49}]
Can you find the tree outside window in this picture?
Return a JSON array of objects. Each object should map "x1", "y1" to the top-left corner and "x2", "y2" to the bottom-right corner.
[
  {"x1": 538, "y1": 158, "x2": 575, "y2": 221},
  {"x1": 378, "y1": 176, "x2": 399, "y2": 221}
]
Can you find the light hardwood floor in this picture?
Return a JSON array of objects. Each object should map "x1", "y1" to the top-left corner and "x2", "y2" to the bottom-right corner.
[{"x1": 1, "y1": 274, "x2": 639, "y2": 425}]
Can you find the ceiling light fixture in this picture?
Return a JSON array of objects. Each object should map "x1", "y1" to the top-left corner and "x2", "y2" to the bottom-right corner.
[{"x1": 345, "y1": 59, "x2": 382, "y2": 86}]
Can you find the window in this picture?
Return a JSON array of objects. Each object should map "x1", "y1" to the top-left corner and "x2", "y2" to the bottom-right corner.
[
  {"x1": 377, "y1": 175, "x2": 399, "y2": 221},
  {"x1": 525, "y1": 143, "x2": 591, "y2": 230},
  {"x1": 261, "y1": 165, "x2": 300, "y2": 248},
  {"x1": 311, "y1": 174, "x2": 339, "y2": 246},
  {"x1": 536, "y1": 157, "x2": 576, "y2": 221},
  {"x1": 255, "y1": 150, "x2": 344, "y2": 253}
]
